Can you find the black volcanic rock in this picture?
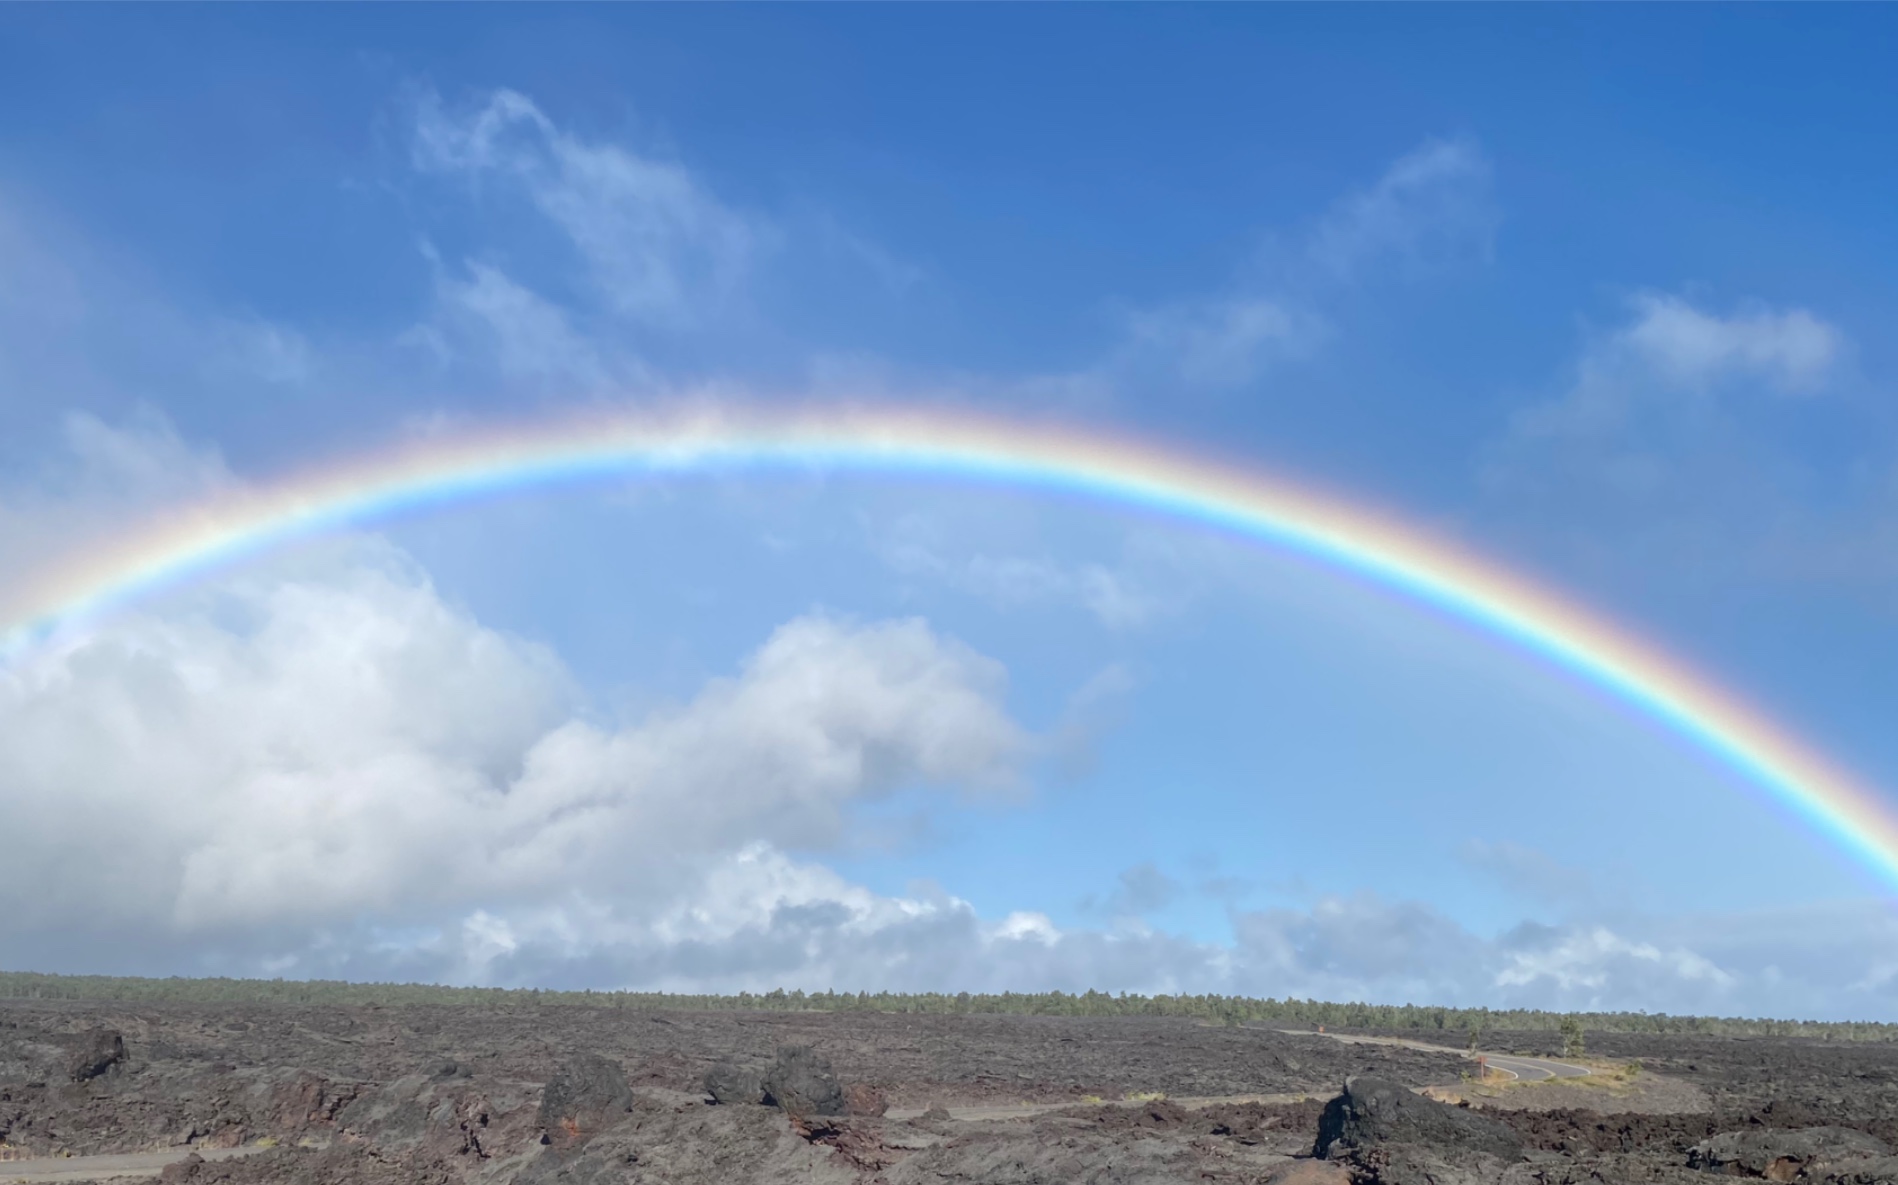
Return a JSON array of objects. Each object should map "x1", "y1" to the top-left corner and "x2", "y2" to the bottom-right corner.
[
  {"x1": 760, "y1": 1045, "x2": 845, "y2": 1118},
  {"x1": 68, "y1": 1028, "x2": 125, "y2": 1083},
  {"x1": 1316, "y1": 1075, "x2": 1521, "y2": 1160}
]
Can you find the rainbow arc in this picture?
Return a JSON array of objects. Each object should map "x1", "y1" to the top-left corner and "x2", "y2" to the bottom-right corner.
[{"x1": 4, "y1": 405, "x2": 1892, "y2": 888}]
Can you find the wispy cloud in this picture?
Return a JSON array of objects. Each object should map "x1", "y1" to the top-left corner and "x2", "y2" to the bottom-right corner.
[
  {"x1": 1109, "y1": 862, "x2": 1184, "y2": 917},
  {"x1": 1309, "y1": 136, "x2": 1497, "y2": 279},
  {"x1": 880, "y1": 517, "x2": 1170, "y2": 631},
  {"x1": 1619, "y1": 293, "x2": 1841, "y2": 395},
  {"x1": 426, "y1": 260, "x2": 621, "y2": 389},
  {"x1": 1117, "y1": 297, "x2": 1325, "y2": 389},
  {"x1": 1509, "y1": 293, "x2": 1847, "y2": 450},
  {"x1": 411, "y1": 88, "x2": 759, "y2": 330},
  {"x1": 1100, "y1": 136, "x2": 1492, "y2": 394},
  {"x1": 1482, "y1": 290, "x2": 1857, "y2": 564},
  {"x1": 1457, "y1": 839, "x2": 1598, "y2": 911}
]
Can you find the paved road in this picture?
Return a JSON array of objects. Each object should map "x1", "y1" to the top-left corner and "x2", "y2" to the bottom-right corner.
[
  {"x1": 1476, "y1": 1053, "x2": 1591, "y2": 1082},
  {"x1": 1276, "y1": 1029, "x2": 1592, "y2": 1084},
  {"x1": 0, "y1": 1146, "x2": 270, "y2": 1183}
]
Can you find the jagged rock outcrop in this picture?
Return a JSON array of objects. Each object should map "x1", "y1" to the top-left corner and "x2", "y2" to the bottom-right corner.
[
  {"x1": 703, "y1": 1061, "x2": 763, "y2": 1106},
  {"x1": 1688, "y1": 1127, "x2": 1890, "y2": 1181},
  {"x1": 537, "y1": 1054, "x2": 633, "y2": 1149}
]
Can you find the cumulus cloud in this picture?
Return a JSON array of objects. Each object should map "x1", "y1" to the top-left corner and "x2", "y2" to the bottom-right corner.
[
  {"x1": 1223, "y1": 892, "x2": 1898, "y2": 1018},
  {"x1": 0, "y1": 494, "x2": 1029, "y2": 976},
  {"x1": 4, "y1": 484, "x2": 1895, "y2": 1016},
  {"x1": 1492, "y1": 923, "x2": 1733, "y2": 996},
  {"x1": 451, "y1": 884, "x2": 1898, "y2": 1018}
]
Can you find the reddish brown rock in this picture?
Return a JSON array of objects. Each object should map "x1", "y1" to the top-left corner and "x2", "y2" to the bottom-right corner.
[{"x1": 842, "y1": 1082, "x2": 888, "y2": 1117}]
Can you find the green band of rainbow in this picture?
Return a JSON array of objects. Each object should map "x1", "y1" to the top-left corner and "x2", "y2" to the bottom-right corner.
[{"x1": 5, "y1": 405, "x2": 1893, "y2": 888}]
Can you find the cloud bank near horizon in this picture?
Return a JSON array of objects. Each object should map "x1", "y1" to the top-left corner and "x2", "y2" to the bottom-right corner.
[{"x1": 0, "y1": 417, "x2": 1890, "y2": 1020}]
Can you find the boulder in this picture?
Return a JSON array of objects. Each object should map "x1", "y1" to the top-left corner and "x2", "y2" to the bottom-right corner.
[
  {"x1": 703, "y1": 1061, "x2": 763, "y2": 1105},
  {"x1": 1688, "y1": 1127, "x2": 1890, "y2": 1181},
  {"x1": 68, "y1": 1028, "x2": 125, "y2": 1082},
  {"x1": 1315, "y1": 1076, "x2": 1521, "y2": 1162},
  {"x1": 760, "y1": 1045, "x2": 846, "y2": 1119},
  {"x1": 538, "y1": 1054, "x2": 633, "y2": 1148}
]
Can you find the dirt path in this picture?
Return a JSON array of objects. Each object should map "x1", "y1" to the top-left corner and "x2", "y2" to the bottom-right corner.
[
  {"x1": 885, "y1": 1091, "x2": 1320, "y2": 1123},
  {"x1": 1274, "y1": 1029, "x2": 1591, "y2": 1083},
  {"x1": 0, "y1": 1146, "x2": 271, "y2": 1183}
]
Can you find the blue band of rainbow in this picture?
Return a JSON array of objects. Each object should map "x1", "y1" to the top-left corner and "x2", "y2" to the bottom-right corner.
[{"x1": 4, "y1": 405, "x2": 1892, "y2": 890}]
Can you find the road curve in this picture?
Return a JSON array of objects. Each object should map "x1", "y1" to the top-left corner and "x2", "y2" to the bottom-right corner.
[
  {"x1": 1276, "y1": 1028, "x2": 1592, "y2": 1084},
  {"x1": 1477, "y1": 1053, "x2": 1591, "y2": 1082}
]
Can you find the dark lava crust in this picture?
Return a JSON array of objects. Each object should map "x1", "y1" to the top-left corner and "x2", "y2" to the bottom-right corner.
[{"x1": 4, "y1": 999, "x2": 1898, "y2": 1184}]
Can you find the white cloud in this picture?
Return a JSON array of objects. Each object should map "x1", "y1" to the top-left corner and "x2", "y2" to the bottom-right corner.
[
  {"x1": 1119, "y1": 297, "x2": 1324, "y2": 389},
  {"x1": 1620, "y1": 293, "x2": 1841, "y2": 395},
  {"x1": 962, "y1": 554, "x2": 1160, "y2": 630},
  {"x1": 206, "y1": 318, "x2": 317, "y2": 387},
  {"x1": 879, "y1": 518, "x2": 1168, "y2": 631},
  {"x1": 1493, "y1": 923, "x2": 1733, "y2": 995},
  {"x1": 429, "y1": 884, "x2": 1898, "y2": 1018},
  {"x1": 1513, "y1": 294, "x2": 1847, "y2": 448},
  {"x1": 1484, "y1": 293, "x2": 1853, "y2": 538},
  {"x1": 411, "y1": 88, "x2": 757, "y2": 330},
  {"x1": 1097, "y1": 136, "x2": 1487, "y2": 393},
  {"x1": 5, "y1": 460, "x2": 1897, "y2": 1016},
  {"x1": 0, "y1": 575, "x2": 1025, "y2": 940},
  {"x1": 1309, "y1": 137, "x2": 1496, "y2": 278},
  {"x1": 429, "y1": 261, "x2": 620, "y2": 388},
  {"x1": 0, "y1": 424, "x2": 1031, "y2": 977},
  {"x1": 1220, "y1": 893, "x2": 1890, "y2": 1018}
]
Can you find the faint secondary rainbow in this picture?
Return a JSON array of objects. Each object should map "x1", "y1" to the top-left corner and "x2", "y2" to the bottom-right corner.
[{"x1": 4, "y1": 404, "x2": 1895, "y2": 889}]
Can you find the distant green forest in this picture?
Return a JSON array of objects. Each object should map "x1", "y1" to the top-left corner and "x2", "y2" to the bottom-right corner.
[{"x1": 2, "y1": 971, "x2": 1889, "y2": 1041}]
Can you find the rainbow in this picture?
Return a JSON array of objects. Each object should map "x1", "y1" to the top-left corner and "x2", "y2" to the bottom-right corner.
[{"x1": 4, "y1": 403, "x2": 1894, "y2": 888}]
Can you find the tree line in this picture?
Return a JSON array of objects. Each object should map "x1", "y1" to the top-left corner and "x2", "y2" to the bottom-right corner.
[{"x1": 0, "y1": 971, "x2": 1888, "y2": 1041}]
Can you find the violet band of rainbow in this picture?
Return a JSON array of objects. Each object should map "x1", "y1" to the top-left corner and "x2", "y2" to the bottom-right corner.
[{"x1": 3, "y1": 404, "x2": 1892, "y2": 890}]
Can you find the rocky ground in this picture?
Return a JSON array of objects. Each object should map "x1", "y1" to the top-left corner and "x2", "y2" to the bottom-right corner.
[{"x1": 3, "y1": 999, "x2": 1897, "y2": 1183}]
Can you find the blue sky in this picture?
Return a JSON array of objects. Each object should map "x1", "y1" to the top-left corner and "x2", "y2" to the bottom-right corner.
[{"x1": 4, "y1": 7, "x2": 1898, "y2": 1017}]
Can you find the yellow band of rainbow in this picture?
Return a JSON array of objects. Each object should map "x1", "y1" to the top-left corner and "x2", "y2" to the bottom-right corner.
[{"x1": 4, "y1": 405, "x2": 1891, "y2": 888}]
